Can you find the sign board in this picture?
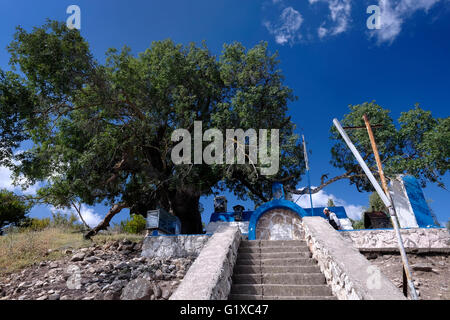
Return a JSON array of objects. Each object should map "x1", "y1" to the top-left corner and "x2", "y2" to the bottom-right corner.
[{"x1": 146, "y1": 208, "x2": 181, "y2": 235}]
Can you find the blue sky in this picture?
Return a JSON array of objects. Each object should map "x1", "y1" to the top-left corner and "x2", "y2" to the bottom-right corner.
[{"x1": 0, "y1": 0, "x2": 449, "y2": 227}]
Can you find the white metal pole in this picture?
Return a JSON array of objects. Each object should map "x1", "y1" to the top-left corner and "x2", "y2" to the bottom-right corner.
[{"x1": 333, "y1": 118, "x2": 418, "y2": 300}]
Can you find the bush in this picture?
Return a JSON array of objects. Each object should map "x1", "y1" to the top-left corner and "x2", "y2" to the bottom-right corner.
[
  {"x1": 26, "y1": 217, "x2": 51, "y2": 231},
  {"x1": 50, "y1": 211, "x2": 79, "y2": 229},
  {"x1": 17, "y1": 212, "x2": 83, "y2": 233},
  {"x1": 368, "y1": 192, "x2": 387, "y2": 212},
  {"x1": 0, "y1": 189, "x2": 32, "y2": 231},
  {"x1": 350, "y1": 218, "x2": 365, "y2": 230},
  {"x1": 120, "y1": 214, "x2": 147, "y2": 234}
]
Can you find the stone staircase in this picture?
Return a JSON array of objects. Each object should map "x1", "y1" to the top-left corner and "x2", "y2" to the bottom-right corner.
[{"x1": 229, "y1": 240, "x2": 336, "y2": 300}]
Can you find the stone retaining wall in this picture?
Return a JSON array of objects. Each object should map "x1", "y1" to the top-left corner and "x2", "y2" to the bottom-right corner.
[
  {"x1": 341, "y1": 228, "x2": 450, "y2": 251},
  {"x1": 170, "y1": 225, "x2": 241, "y2": 300},
  {"x1": 141, "y1": 235, "x2": 210, "y2": 259},
  {"x1": 302, "y1": 217, "x2": 406, "y2": 300}
]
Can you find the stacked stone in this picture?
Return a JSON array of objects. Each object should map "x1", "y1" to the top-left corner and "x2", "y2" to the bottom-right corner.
[{"x1": 0, "y1": 239, "x2": 194, "y2": 300}]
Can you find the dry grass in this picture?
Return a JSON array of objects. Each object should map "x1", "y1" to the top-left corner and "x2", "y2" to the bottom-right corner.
[{"x1": 0, "y1": 228, "x2": 144, "y2": 276}]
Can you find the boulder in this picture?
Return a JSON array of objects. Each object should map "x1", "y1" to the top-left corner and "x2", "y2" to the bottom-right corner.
[
  {"x1": 120, "y1": 278, "x2": 153, "y2": 300},
  {"x1": 412, "y1": 263, "x2": 433, "y2": 272},
  {"x1": 70, "y1": 253, "x2": 86, "y2": 262}
]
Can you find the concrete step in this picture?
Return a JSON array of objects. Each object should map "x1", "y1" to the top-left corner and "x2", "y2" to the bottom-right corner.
[
  {"x1": 229, "y1": 294, "x2": 337, "y2": 300},
  {"x1": 233, "y1": 273, "x2": 326, "y2": 285},
  {"x1": 240, "y1": 240, "x2": 307, "y2": 248},
  {"x1": 230, "y1": 284, "x2": 333, "y2": 297},
  {"x1": 239, "y1": 246, "x2": 310, "y2": 254},
  {"x1": 233, "y1": 265, "x2": 322, "y2": 274},
  {"x1": 237, "y1": 252, "x2": 311, "y2": 260},
  {"x1": 236, "y1": 258, "x2": 315, "y2": 266}
]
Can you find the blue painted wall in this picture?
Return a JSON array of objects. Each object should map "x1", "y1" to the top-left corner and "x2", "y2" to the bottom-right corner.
[
  {"x1": 209, "y1": 211, "x2": 254, "y2": 223},
  {"x1": 402, "y1": 176, "x2": 439, "y2": 228},
  {"x1": 209, "y1": 206, "x2": 350, "y2": 223},
  {"x1": 247, "y1": 199, "x2": 310, "y2": 240}
]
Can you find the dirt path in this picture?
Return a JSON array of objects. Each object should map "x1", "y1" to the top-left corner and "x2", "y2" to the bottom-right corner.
[{"x1": 364, "y1": 252, "x2": 449, "y2": 300}]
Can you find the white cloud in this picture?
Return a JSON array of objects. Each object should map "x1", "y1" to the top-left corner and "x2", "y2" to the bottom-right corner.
[
  {"x1": 0, "y1": 165, "x2": 39, "y2": 195},
  {"x1": 264, "y1": 7, "x2": 304, "y2": 45},
  {"x1": 0, "y1": 166, "x2": 15, "y2": 190},
  {"x1": 292, "y1": 187, "x2": 365, "y2": 220},
  {"x1": 372, "y1": 0, "x2": 442, "y2": 44},
  {"x1": 310, "y1": 0, "x2": 352, "y2": 37},
  {"x1": 50, "y1": 204, "x2": 102, "y2": 228},
  {"x1": 318, "y1": 25, "x2": 328, "y2": 38}
]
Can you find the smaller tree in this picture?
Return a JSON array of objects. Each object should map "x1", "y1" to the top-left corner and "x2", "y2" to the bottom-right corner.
[
  {"x1": 368, "y1": 192, "x2": 387, "y2": 212},
  {"x1": 120, "y1": 214, "x2": 147, "y2": 234},
  {"x1": 350, "y1": 219, "x2": 365, "y2": 230},
  {"x1": 0, "y1": 189, "x2": 31, "y2": 231},
  {"x1": 327, "y1": 198, "x2": 335, "y2": 207},
  {"x1": 446, "y1": 220, "x2": 450, "y2": 232}
]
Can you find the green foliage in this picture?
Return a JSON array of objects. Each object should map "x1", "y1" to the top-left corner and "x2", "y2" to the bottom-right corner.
[
  {"x1": 120, "y1": 214, "x2": 147, "y2": 234},
  {"x1": 331, "y1": 102, "x2": 449, "y2": 191},
  {"x1": 2, "y1": 21, "x2": 304, "y2": 233},
  {"x1": 327, "y1": 198, "x2": 335, "y2": 207},
  {"x1": 447, "y1": 220, "x2": 450, "y2": 231},
  {"x1": 50, "y1": 211, "x2": 79, "y2": 229},
  {"x1": 0, "y1": 70, "x2": 34, "y2": 166},
  {"x1": 0, "y1": 189, "x2": 31, "y2": 230},
  {"x1": 350, "y1": 219, "x2": 365, "y2": 230},
  {"x1": 25, "y1": 217, "x2": 51, "y2": 231},
  {"x1": 368, "y1": 192, "x2": 387, "y2": 212},
  {"x1": 19, "y1": 211, "x2": 81, "y2": 232}
]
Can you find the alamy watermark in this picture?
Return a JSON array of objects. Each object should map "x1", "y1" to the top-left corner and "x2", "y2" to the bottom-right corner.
[
  {"x1": 366, "y1": 265, "x2": 382, "y2": 290},
  {"x1": 367, "y1": 5, "x2": 381, "y2": 30},
  {"x1": 66, "y1": 5, "x2": 81, "y2": 30},
  {"x1": 171, "y1": 121, "x2": 280, "y2": 176}
]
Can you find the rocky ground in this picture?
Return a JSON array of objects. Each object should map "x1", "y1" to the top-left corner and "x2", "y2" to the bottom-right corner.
[
  {"x1": 363, "y1": 252, "x2": 449, "y2": 300},
  {"x1": 0, "y1": 239, "x2": 193, "y2": 300}
]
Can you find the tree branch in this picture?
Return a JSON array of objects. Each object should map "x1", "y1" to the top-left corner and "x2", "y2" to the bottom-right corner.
[
  {"x1": 70, "y1": 200, "x2": 91, "y2": 231},
  {"x1": 286, "y1": 170, "x2": 355, "y2": 195},
  {"x1": 84, "y1": 202, "x2": 128, "y2": 239}
]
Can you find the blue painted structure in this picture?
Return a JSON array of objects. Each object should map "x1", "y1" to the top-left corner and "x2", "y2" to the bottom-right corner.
[
  {"x1": 208, "y1": 183, "x2": 354, "y2": 239},
  {"x1": 207, "y1": 175, "x2": 440, "y2": 238},
  {"x1": 402, "y1": 175, "x2": 439, "y2": 228},
  {"x1": 209, "y1": 206, "x2": 350, "y2": 223},
  {"x1": 247, "y1": 199, "x2": 309, "y2": 240},
  {"x1": 209, "y1": 211, "x2": 254, "y2": 223},
  {"x1": 272, "y1": 182, "x2": 285, "y2": 200}
]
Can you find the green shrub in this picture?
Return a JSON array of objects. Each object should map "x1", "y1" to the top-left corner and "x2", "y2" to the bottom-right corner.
[
  {"x1": 0, "y1": 189, "x2": 32, "y2": 232},
  {"x1": 19, "y1": 212, "x2": 82, "y2": 232},
  {"x1": 350, "y1": 218, "x2": 365, "y2": 230},
  {"x1": 50, "y1": 211, "x2": 79, "y2": 229},
  {"x1": 28, "y1": 217, "x2": 51, "y2": 231},
  {"x1": 120, "y1": 214, "x2": 147, "y2": 234},
  {"x1": 368, "y1": 192, "x2": 387, "y2": 212}
]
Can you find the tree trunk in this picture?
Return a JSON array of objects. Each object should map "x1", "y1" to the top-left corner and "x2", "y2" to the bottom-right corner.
[
  {"x1": 84, "y1": 203, "x2": 127, "y2": 239},
  {"x1": 170, "y1": 190, "x2": 203, "y2": 234}
]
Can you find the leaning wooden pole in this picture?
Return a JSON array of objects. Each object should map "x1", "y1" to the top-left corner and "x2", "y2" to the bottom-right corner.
[
  {"x1": 333, "y1": 118, "x2": 418, "y2": 300},
  {"x1": 362, "y1": 115, "x2": 390, "y2": 195},
  {"x1": 362, "y1": 114, "x2": 418, "y2": 299}
]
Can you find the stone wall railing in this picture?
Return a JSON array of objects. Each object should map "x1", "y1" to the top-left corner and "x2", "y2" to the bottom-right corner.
[
  {"x1": 302, "y1": 217, "x2": 406, "y2": 300},
  {"x1": 206, "y1": 221, "x2": 249, "y2": 236},
  {"x1": 341, "y1": 228, "x2": 450, "y2": 252},
  {"x1": 170, "y1": 225, "x2": 241, "y2": 300}
]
